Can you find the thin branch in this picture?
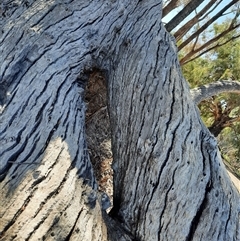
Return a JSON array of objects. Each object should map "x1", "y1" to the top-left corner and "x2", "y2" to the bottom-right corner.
[
  {"x1": 165, "y1": 0, "x2": 205, "y2": 32},
  {"x1": 198, "y1": 1, "x2": 222, "y2": 22},
  {"x1": 191, "y1": 80, "x2": 240, "y2": 104},
  {"x1": 174, "y1": 0, "x2": 218, "y2": 41},
  {"x1": 180, "y1": 23, "x2": 240, "y2": 65},
  {"x1": 178, "y1": 0, "x2": 239, "y2": 51},
  {"x1": 181, "y1": 33, "x2": 240, "y2": 65},
  {"x1": 223, "y1": 116, "x2": 240, "y2": 127}
]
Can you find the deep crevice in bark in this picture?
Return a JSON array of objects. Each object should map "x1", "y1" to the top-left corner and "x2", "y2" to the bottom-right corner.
[
  {"x1": 0, "y1": 192, "x2": 34, "y2": 237},
  {"x1": 186, "y1": 179, "x2": 213, "y2": 241},
  {"x1": 0, "y1": 137, "x2": 28, "y2": 182},
  {"x1": 83, "y1": 68, "x2": 113, "y2": 208},
  {"x1": 64, "y1": 210, "x2": 82, "y2": 241}
]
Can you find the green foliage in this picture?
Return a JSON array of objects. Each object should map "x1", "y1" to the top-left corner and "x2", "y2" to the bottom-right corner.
[
  {"x1": 181, "y1": 20, "x2": 240, "y2": 177},
  {"x1": 182, "y1": 57, "x2": 211, "y2": 88}
]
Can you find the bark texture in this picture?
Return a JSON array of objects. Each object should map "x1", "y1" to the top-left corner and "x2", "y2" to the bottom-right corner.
[
  {"x1": 191, "y1": 80, "x2": 240, "y2": 137},
  {"x1": 0, "y1": 1, "x2": 239, "y2": 241},
  {"x1": 191, "y1": 80, "x2": 240, "y2": 105}
]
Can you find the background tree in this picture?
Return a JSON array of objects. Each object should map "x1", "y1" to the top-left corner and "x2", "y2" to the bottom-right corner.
[
  {"x1": 182, "y1": 22, "x2": 240, "y2": 178},
  {"x1": 163, "y1": 0, "x2": 240, "y2": 180},
  {"x1": 0, "y1": 1, "x2": 239, "y2": 241},
  {"x1": 163, "y1": 0, "x2": 240, "y2": 64}
]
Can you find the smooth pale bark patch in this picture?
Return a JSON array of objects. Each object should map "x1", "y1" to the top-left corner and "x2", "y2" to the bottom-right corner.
[
  {"x1": 227, "y1": 171, "x2": 240, "y2": 192},
  {"x1": 0, "y1": 138, "x2": 108, "y2": 240}
]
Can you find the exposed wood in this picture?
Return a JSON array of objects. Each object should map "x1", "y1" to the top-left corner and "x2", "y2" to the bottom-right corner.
[{"x1": 227, "y1": 171, "x2": 240, "y2": 192}]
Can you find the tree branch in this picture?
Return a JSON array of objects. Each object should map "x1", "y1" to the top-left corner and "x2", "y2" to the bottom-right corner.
[
  {"x1": 178, "y1": 0, "x2": 239, "y2": 51},
  {"x1": 180, "y1": 23, "x2": 240, "y2": 65},
  {"x1": 180, "y1": 33, "x2": 240, "y2": 65},
  {"x1": 174, "y1": 0, "x2": 218, "y2": 41},
  {"x1": 191, "y1": 80, "x2": 240, "y2": 104},
  {"x1": 162, "y1": 0, "x2": 180, "y2": 18},
  {"x1": 165, "y1": 0, "x2": 205, "y2": 32},
  {"x1": 224, "y1": 116, "x2": 240, "y2": 127}
]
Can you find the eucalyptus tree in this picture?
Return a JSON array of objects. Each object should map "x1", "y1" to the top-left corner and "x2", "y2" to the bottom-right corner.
[
  {"x1": 184, "y1": 27, "x2": 240, "y2": 179},
  {"x1": 163, "y1": 0, "x2": 240, "y2": 65},
  {"x1": 0, "y1": 1, "x2": 239, "y2": 241}
]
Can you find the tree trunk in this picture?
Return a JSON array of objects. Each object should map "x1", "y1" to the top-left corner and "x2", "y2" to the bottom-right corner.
[{"x1": 0, "y1": 1, "x2": 239, "y2": 241}]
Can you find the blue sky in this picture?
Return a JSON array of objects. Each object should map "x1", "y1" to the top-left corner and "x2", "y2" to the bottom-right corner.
[{"x1": 162, "y1": 0, "x2": 238, "y2": 30}]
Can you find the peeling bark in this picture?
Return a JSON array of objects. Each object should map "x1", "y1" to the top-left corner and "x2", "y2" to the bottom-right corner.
[{"x1": 0, "y1": 1, "x2": 239, "y2": 241}]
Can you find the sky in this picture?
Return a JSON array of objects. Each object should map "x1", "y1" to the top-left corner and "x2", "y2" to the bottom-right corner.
[{"x1": 162, "y1": 0, "x2": 238, "y2": 31}]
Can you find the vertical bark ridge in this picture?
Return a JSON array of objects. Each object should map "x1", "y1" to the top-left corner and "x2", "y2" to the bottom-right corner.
[
  {"x1": 0, "y1": 1, "x2": 116, "y2": 240},
  {"x1": 0, "y1": 1, "x2": 239, "y2": 240},
  {"x1": 107, "y1": 2, "x2": 240, "y2": 240}
]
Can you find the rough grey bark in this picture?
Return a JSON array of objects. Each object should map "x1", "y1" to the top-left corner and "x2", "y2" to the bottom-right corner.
[
  {"x1": 191, "y1": 80, "x2": 240, "y2": 104},
  {"x1": 0, "y1": 1, "x2": 239, "y2": 241}
]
